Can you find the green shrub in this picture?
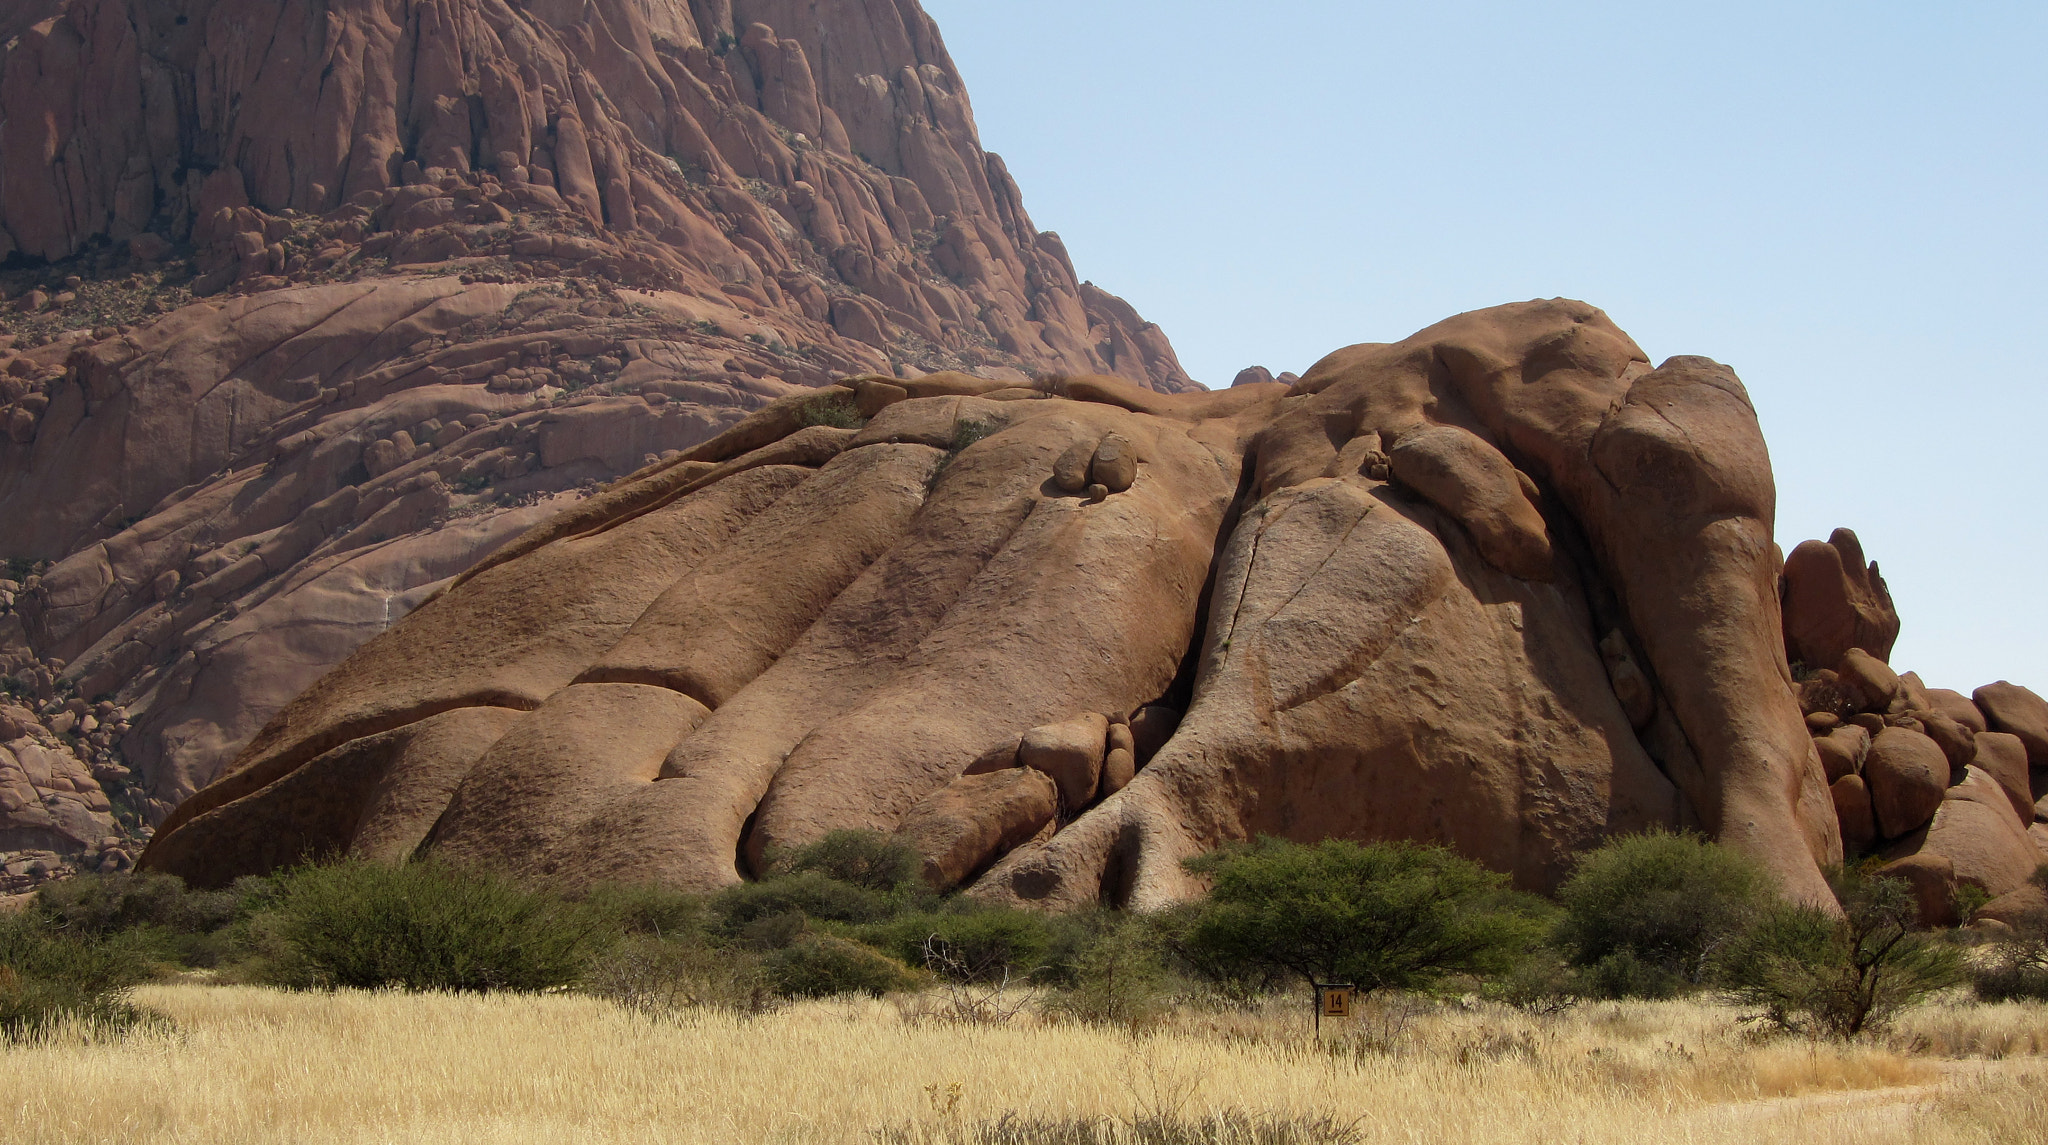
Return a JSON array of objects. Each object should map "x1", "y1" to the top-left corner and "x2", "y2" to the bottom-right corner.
[
  {"x1": 1046, "y1": 914, "x2": 1174, "y2": 1029},
  {"x1": 709, "y1": 872, "x2": 898, "y2": 945},
  {"x1": 0, "y1": 910, "x2": 160, "y2": 1042},
  {"x1": 1554, "y1": 831, "x2": 1769, "y2": 997},
  {"x1": 868, "y1": 907, "x2": 1060, "y2": 984},
  {"x1": 797, "y1": 392, "x2": 865, "y2": 429},
  {"x1": 776, "y1": 829, "x2": 923, "y2": 894},
  {"x1": 31, "y1": 870, "x2": 249, "y2": 968},
  {"x1": 575, "y1": 881, "x2": 707, "y2": 940},
  {"x1": 1174, "y1": 838, "x2": 1548, "y2": 994},
  {"x1": 253, "y1": 859, "x2": 596, "y2": 992},
  {"x1": 1481, "y1": 949, "x2": 1580, "y2": 1013},
  {"x1": 1716, "y1": 863, "x2": 1965, "y2": 1038},
  {"x1": 764, "y1": 933, "x2": 922, "y2": 998}
]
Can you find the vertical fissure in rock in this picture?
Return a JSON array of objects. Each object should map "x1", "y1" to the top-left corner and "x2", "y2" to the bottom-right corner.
[{"x1": 1150, "y1": 444, "x2": 1264, "y2": 716}]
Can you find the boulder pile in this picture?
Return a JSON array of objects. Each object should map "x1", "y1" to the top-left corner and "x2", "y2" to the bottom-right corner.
[
  {"x1": 0, "y1": 640, "x2": 150, "y2": 894},
  {"x1": 1783, "y1": 567, "x2": 2048, "y2": 926}
]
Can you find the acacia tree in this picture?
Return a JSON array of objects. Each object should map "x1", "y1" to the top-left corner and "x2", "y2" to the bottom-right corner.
[
  {"x1": 1171, "y1": 837, "x2": 1547, "y2": 994},
  {"x1": 1716, "y1": 863, "x2": 1964, "y2": 1038}
]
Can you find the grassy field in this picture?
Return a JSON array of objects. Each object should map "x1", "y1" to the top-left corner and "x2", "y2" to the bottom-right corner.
[{"x1": 4, "y1": 986, "x2": 2045, "y2": 1144}]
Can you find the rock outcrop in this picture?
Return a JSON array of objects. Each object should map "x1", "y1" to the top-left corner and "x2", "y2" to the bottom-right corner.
[
  {"x1": 148, "y1": 298, "x2": 2029, "y2": 915},
  {"x1": 0, "y1": 0, "x2": 1194, "y2": 876},
  {"x1": 10, "y1": 3, "x2": 2042, "y2": 916},
  {"x1": 1790, "y1": 648, "x2": 2048, "y2": 925}
]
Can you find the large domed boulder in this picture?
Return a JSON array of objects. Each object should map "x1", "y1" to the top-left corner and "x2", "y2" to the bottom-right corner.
[{"x1": 144, "y1": 302, "x2": 1850, "y2": 907}]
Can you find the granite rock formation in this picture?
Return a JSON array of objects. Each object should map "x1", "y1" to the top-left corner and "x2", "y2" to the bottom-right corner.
[
  {"x1": 139, "y1": 298, "x2": 2048, "y2": 918},
  {"x1": 0, "y1": 0, "x2": 1195, "y2": 885}
]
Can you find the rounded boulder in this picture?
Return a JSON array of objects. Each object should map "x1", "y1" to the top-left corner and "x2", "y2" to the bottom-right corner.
[{"x1": 1863, "y1": 727, "x2": 1949, "y2": 838}]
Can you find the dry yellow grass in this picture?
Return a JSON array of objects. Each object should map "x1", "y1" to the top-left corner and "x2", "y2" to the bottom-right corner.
[{"x1": 2, "y1": 985, "x2": 2044, "y2": 1144}]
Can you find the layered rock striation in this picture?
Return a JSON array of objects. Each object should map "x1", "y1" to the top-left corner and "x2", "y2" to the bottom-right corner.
[
  {"x1": 0, "y1": 0, "x2": 1195, "y2": 883},
  {"x1": 141, "y1": 298, "x2": 2047, "y2": 919}
]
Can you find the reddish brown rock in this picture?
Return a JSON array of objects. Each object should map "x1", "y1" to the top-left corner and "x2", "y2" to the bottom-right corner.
[
  {"x1": 132, "y1": 299, "x2": 1956, "y2": 916},
  {"x1": 1910, "y1": 710, "x2": 1978, "y2": 774},
  {"x1": 1020, "y1": 714, "x2": 1112, "y2": 810},
  {"x1": 1781, "y1": 529, "x2": 1899, "y2": 671},
  {"x1": 1814, "y1": 725, "x2": 1869, "y2": 783},
  {"x1": 1978, "y1": 885, "x2": 2048, "y2": 929},
  {"x1": 1928, "y1": 768, "x2": 2043, "y2": 895},
  {"x1": 1386, "y1": 424, "x2": 1553, "y2": 581},
  {"x1": 1916, "y1": 683, "x2": 1989, "y2": 734},
  {"x1": 1880, "y1": 767, "x2": 2048, "y2": 927},
  {"x1": 1836, "y1": 648, "x2": 1901, "y2": 713},
  {"x1": 1099, "y1": 747, "x2": 1137, "y2": 798},
  {"x1": 0, "y1": 0, "x2": 1198, "y2": 850},
  {"x1": 1975, "y1": 682, "x2": 2048, "y2": 767},
  {"x1": 897, "y1": 768, "x2": 1059, "y2": 891},
  {"x1": 1974, "y1": 733, "x2": 2037, "y2": 826},
  {"x1": 1831, "y1": 774, "x2": 1877, "y2": 856},
  {"x1": 1863, "y1": 728, "x2": 1949, "y2": 839},
  {"x1": 1881, "y1": 851, "x2": 1958, "y2": 929},
  {"x1": 1127, "y1": 706, "x2": 1180, "y2": 766}
]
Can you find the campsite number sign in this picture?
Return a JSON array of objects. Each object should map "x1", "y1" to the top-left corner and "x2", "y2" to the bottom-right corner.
[{"x1": 1313, "y1": 983, "x2": 1354, "y2": 1035}]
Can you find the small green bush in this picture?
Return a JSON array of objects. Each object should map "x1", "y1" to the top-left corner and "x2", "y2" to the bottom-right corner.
[
  {"x1": 575, "y1": 881, "x2": 708, "y2": 940},
  {"x1": 1046, "y1": 914, "x2": 1174, "y2": 1029},
  {"x1": 869, "y1": 908, "x2": 1060, "y2": 984},
  {"x1": 776, "y1": 829, "x2": 923, "y2": 894},
  {"x1": 253, "y1": 859, "x2": 596, "y2": 992},
  {"x1": 1554, "y1": 831, "x2": 1770, "y2": 997},
  {"x1": 31, "y1": 870, "x2": 249, "y2": 968},
  {"x1": 764, "y1": 933, "x2": 922, "y2": 998},
  {"x1": 797, "y1": 392, "x2": 865, "y2": 429},
  {"x1": 709, "y1": 872, "x2": 898, "y2": 941},
  {"x1": 1716, "y1": 863, "x2": 1965, "y2": 1038},
  {"x1": 0, "y1": 910, "x2": 159, "y2": 1042},
  {"x1": 1174, "y1": 838, "x2": 1548, "y2": 994}
]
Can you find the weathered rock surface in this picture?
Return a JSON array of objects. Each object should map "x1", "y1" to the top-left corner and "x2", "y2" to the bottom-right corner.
[
  {"x1": 1781, "y1": 529, "x2": 1898, "y2": 670},
  {"x1": 144, "y1": 298, "x2": 1916, "y2": 913},
  {"x1": 0, "y1": 693, "x2": 144, "y2": 891},
  {"x1": 0, "y1": 0, "x2": 1194, "y2": 874},
  {"x1": 1814, "y1": 724, "x2": 1869, "y2": 784},
  {"x1": 1883, "y1": 767, "x2": 2044, "y2": 919},
  {"x1": 1830, "y1": 774, "x2": 1876, "y2": 856},
  {"x1": 1864, "y1": 727, "x2": 1949, "y2": 840},
  {"x1": 1975, "y1": 682, "x2": 2048, "y2": 767},
  {"x1": 1018, "y1": 713, "x2": 1110, "y2": 810}
]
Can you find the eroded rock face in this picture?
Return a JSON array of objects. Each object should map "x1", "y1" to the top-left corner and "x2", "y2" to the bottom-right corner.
[
  {"x1": 0, "y1": 0, "x2": 1193, "y2": 874},
  {"x1": 146, "y1": 299, "x2": 1904, "y2": 910},
  {"x1": 1781, "y1": 529, "x2": 1899, "y2": 671}
]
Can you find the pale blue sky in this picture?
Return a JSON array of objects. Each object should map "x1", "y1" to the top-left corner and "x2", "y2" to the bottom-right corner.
[{"x1": 923, "y1": 0, "x2": 2047, "y2": 694}]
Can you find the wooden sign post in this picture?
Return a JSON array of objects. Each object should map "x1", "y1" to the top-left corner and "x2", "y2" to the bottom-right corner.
[{"x1": 1313, "y1": 982, "x2": 1354, "y2": 1037}]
